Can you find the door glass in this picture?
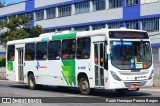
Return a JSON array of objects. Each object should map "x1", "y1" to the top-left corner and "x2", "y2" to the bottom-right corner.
[
  {"x1": 94, "y1": 43, "x2": 105, "y2": 87},
  {"x1": 18, "y1": 49, "x2": 24, "y2": 81},
  {"x1": 95, "y1": 66, "x2": 98, "y2": 86},
  {"x1": 100, "y1": 43, "x2": 104, "y2": 67},
  {"x1": 104, "y1": 44, "x2": 108, "y2": 70},
  {"x1": 18, "y1": 50, "x2": 21, "y2": 64},
  {"x1": 100, "y1": 68, "x2": 104, "y2": 86},
  {"x1": 94, "y1": 44, "x2": 98, "y2": 65}
]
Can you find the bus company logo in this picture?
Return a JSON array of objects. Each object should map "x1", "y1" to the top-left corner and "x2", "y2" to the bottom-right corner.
[
  {"x1": 2, "y1": 98, "x2": 11, "y2": 103},
  {"x1": 35, "y1": 62, "x2": 47, "y2": 70}
]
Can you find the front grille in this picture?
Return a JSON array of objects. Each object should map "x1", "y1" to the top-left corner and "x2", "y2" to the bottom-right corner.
[{"x1": 124, "y1": 81, "x2": 147, "y2": 88}]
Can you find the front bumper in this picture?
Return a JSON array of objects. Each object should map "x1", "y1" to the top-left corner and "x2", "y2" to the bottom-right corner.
[{"x1": 107, "y1": 78, "x2": 153, "y2": 89}]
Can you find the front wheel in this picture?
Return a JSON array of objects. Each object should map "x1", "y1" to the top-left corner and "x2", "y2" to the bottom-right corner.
[
  {"x1": 79, "y1": 77, "x2": 91, "y2": 95},
  {"x1": 28, "y1": 74, "x2": 37, "y2": 90}
]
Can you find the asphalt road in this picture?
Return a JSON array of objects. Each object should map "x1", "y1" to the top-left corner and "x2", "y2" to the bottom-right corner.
[{"x1": 0, "y1": 80, "x2": 160, "y2": 106}]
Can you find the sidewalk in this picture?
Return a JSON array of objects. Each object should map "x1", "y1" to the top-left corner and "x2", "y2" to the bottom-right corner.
[
  {"x1": 0, "y1": 73, "x2": 6, "y2": 80},
  {"x1": 0, "y1": 67, "x2": 6, "y2": 80},
  {"x1": 153, "y1": 78, "x2": 160, "y2": 87},
  {"x1": 140, "y1": 87, "x2": 160, "y2": 92},
  {"x1": 141, "y1": 87, "x2": 160, "y2": 89}
]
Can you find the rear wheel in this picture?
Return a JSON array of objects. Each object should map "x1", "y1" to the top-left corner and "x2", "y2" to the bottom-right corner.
[
  {"x1": 28, "y1": 74, "x2": 37, "y2": 90},
  {"x1": 79, "y1": 77, "x2": 91, "y2": 95}
]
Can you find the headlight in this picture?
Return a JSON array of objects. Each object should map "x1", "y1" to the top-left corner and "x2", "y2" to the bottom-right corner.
[
  {"x1": 110, "y1": 71, "x2": 122, "y2": 81},
  {"x1": 148, "y1": 70, "x2": 154, "y2": 80}
]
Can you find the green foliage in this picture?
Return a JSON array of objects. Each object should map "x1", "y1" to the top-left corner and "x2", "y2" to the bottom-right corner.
[
  {"x1": 0, "y1": 0, "x2": 5, "y2": 7},
  {"x1": 0, "y1": 3, "x2": 4, "y2": 8},
  {"x1": 0, "y1": 15, "x2": 43, "y2": 48},
  {"x1": 156, "y1": 76, "x2": 160, "y2": 79},
  {"x1": 25, "y1": 25, "x2": 43, "y2": 38},
  {"x1": 0, "y1": 58, "x2": 6, "y2": 67}
]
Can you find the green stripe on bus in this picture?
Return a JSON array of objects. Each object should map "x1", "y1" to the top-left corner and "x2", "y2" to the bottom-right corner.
[
  {"x1": 62, "y1": 59, "x2": 76, "y2": 86},
  {"x1": 8, "y1": 61, "x2": 13, "y2": 71},
  {"x1": 52, "y1": 33, "x2": 77, "y2": 40}
]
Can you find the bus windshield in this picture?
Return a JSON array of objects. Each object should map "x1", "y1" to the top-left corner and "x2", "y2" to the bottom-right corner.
[{"x1": 110, "y1": 41, "x2": 152, "y2": 70}]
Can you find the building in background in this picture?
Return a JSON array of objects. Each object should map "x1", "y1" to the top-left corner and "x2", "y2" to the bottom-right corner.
[{"x1": 0, "y1": 0, "x2": 160, "y2": 63}]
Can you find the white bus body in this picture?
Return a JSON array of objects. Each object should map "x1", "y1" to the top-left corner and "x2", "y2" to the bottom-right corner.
[{"x1": 6, "y1": 28, "x2": 153, "y2": 95}]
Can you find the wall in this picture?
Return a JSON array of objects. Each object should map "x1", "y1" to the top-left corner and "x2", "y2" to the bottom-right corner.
[
  {"x1": 35, "y1": 8, "x2": 123, "y2": 29},
  {"x1": 35, "y1": 0, "x2": 68, "y2": 8},
  {"x1": 0, "y1": 2, "x2": 25, "y2": 16},
  {"x1": 141, "y1": 2, "x2": 160, "y2": 16}
]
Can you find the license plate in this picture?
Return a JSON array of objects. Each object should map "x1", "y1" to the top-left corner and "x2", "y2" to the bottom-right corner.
[{"x1": 131, "y1": 84, "x2": 140, "y2": 89}]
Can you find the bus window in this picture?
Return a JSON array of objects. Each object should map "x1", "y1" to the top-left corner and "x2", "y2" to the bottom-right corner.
[
  {"x1": 25, "y1": 43, "x2": 35, "y2": 61},
  {"x1": 62, "y1": 39, "x2": 76, "y2": 59},
  {"x1": 7, "y1": 45, "x2": 15, "y2": 61},
  {"x1": 48, "y1": 41, "x2": 61, "y2": 60},
  {"x1": 76, "y1": 37, "x2": 91, "y2": 59},
  {"x1": 36, "y1": 42, "x2": 47, "y2": 60}
]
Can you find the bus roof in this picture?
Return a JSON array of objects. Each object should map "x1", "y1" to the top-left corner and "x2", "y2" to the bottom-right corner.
[{"x1": 7, "y1": 28, "x2": 147, "y2": 45}]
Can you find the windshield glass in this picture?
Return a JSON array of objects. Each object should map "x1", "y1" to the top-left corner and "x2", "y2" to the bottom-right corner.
[{"x1": 110, "y1": 41, "x2": 152, "y2": 70}]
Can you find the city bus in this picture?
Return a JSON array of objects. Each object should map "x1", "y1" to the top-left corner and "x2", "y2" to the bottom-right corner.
[{"x1": 6, "y1": 28, "x2": 153, "y2": 95}]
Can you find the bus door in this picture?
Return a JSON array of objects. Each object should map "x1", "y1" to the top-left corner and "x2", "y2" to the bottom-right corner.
[
  {"x1": 94, "y1": 42, "x2": 106, "y2": 87},
  {"x1": 17, "y1": 48, "x2": 24, "y2": 82}
]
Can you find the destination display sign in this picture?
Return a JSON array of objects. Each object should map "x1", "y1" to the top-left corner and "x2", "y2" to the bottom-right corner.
[{"x1": 109, "y1": 31, "x2": 149, "y2": 39}]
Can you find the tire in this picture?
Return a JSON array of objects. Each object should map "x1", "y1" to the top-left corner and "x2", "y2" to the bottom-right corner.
[
  {"x1": 115, "y1": 89, "x2": 128, "y2": 94},
  {"x1": 28, "y1": 74, "x2": 37, "y2": 90},
  {"x1": 37, "y1": 84, "x2": 44, "y2": 89},
  {"x1": 79, "y1": 77, "x2": 91, "y2": 95}
]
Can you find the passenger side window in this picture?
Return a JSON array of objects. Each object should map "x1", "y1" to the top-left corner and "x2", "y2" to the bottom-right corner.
[
  {"x1": 36, "y1": 42, "x2": 47, "y2": 60},
  {"x1": 25, "y1": 43, "x2": 35, "y2": 61},
  {"x1": 62, "y1": 39, "x2": 76, "y2": 59},
  {"x1": 77, "y1": 37, "x2": 91, "y2": 59},
  {"x1": 48, "y1": 41, "x2": 61, "y2": 60},
  {"x1": 7, "y1": 45, "x2": 15, "y2": 61}
]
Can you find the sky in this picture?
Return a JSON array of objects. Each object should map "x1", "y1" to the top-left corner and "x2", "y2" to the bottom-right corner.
[{"x1": 3, "y1": 0, "x2": 25, "y2": 5}]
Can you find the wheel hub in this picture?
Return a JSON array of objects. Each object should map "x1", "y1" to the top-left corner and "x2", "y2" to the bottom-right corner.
[
  {"x1": 30, "y1": 79, "x2": 34, "y2": 87},
  {"x1": 82, "y1": 81, "x2": 88, "y2": 91}
]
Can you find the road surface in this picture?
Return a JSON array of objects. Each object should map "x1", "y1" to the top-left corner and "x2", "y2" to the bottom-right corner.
[{"x1": 0, "y1": 80, "x2": 159, "y2": 106}]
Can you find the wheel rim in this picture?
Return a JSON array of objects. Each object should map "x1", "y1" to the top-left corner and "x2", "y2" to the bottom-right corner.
[{"x1": 81, "y1": 80, "x2": 88, "y2": 91}]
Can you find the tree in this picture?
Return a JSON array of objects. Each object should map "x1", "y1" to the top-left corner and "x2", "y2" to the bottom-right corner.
[
  {"x1": 25, "y1": 24, "x2": 43, "y2": 38},
  {"x1": 0, "y1": 15, "x2": 43, "y2": 47},
  {"x1": 0, "y1": 0, "x2": 5, "y2": 7},
  {"x1": 0, "y1": 3, "x2": 3, "y2": 8}
]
